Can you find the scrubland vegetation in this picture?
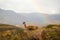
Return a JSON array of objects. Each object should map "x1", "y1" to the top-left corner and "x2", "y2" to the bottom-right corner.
[{"x1": 0, "y1": 24, "x2": 60, "y2": 40}]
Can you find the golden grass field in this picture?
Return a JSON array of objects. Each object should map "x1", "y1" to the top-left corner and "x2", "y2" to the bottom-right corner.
[{"x1": 0, "y1": 24, "x2": 60, "y2": 40}]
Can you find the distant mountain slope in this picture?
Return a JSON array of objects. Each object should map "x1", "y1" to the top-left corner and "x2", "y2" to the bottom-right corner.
[
  {"x1": 0, "y1": 8, "x2": 60, "y2": 27},
  {"x1": 48, "y1": 14, "x2": 60, "y2": 21},
  {"x1": 0, "y1": 9, "x2": 27, "y2": 25},
  {"x1": 0, "y1": 9, "x2": 48, "y2": 26},
  {"x1": 47, "y1": 14, "x2": 60, "y2": 24}
]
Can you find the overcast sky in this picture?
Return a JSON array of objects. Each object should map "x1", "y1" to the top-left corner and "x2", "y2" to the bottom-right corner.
[{"x1": 0, "y1": 0, "x2": 60, "y2": 14}]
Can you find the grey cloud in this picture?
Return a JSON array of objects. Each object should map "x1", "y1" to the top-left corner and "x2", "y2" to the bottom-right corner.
[{"x1": 0, "y1": 0, "x2": 60, "y2": 14}]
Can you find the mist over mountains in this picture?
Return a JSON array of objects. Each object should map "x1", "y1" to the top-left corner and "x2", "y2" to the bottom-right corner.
[{"x1": 0, "y1": 8, "x2": 60, "y2": 27}]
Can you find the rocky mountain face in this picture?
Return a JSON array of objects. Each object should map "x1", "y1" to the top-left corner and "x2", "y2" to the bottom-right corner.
[{"x1": 0, "y1": 9, "x2": 60, "y2": 27}]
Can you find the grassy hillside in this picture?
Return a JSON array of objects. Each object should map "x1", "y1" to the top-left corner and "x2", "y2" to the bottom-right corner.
[
  {"x1": 0, "y1": 24, "x2": 17, "y2": 28},
  {"x1": 0, "y1": 24, "x2": 24, "y2": 40},
  {"x1": 45, "y1": 24, "x2": 60, "y2": 40},
  {"x1": 0, "y1": 24, "x2": 60, "y2": 40}
]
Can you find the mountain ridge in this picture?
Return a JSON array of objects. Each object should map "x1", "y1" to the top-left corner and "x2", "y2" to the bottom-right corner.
[{"x1": 0, "y1": 8, "x2": 60, "y2": 27}]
